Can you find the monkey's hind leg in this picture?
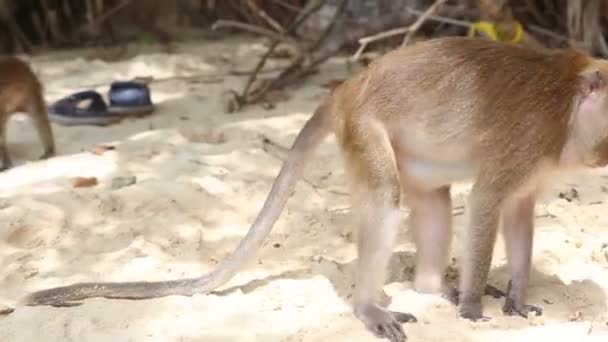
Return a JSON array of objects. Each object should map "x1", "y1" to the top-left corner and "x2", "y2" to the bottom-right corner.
[
  {"x1": 406, "y1": 186, "x2": 452, "y2": 294},
  {"x1": 501, "y1": 195, "x2": 543, "y2": 318},
  {"x1": 407, "y1": 185, "x2": 505, "y2": 307},
  {"x1": 0, "y1": 111, "x2": 11, "y2": 171},
  {"x1": 458, "y1": 178, "x2": 506, "y2": 321},
  {"x1": 345, "y1": 121, "x2": 416, "y2": 342}
]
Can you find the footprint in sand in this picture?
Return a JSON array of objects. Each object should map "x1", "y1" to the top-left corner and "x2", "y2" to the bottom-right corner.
[
  {"x1": 2, "y1": 202, "x2": 64, "y2": 249},
  {"x1": 179, "y1": 126, "x2": 227, "y2": 144},
  {"x1": 6, "y1": 225, "x2": 46, "y2": 249}
]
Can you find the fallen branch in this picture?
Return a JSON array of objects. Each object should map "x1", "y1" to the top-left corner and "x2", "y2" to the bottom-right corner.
[
  {"x1": 228, "y1": 66, "x2": 284, "y2": 76},
  {"x1": 402, "y1": 0, "x2": 448, "y2": 46},
  {"x1": 246, "y1": 0, "x2": 285, "y2": 33},
  {"x1": 405, "y1": 7, "x2": 472, "y2": 28},
  {"x1": 270, "y1": 0, "x2": 302, "y2": 13},
  {"x1": 235, "y1": 0, "x2": 326, "y2": 110},
  {"x1": 352, "y1": 0, "x2": 449, "y2": 61},
  {"x1": 528, "y1": 24, "x2": 569, "y2": 43},
  {"x1": 352, "y1": 27, "x2": 409, "y2": 61},
  {"x1": 212, "y1": 20, "x2": 287, "y2": 42},
  {"x1": 89, "y1": 0, "x2": 133, "y2": 27},
  {"x1": 246, "y1": 0, "x2": 349, "y2": 104},
  {"x1": 272, "y1": 10, "x2": 414, "y2": 92}
]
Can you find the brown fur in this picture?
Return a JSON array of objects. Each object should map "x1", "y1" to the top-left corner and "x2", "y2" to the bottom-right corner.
[
  {"x1": 22, "y1": 37, "x2": 608, "y2": 342},
  {"x1": 0, "y1": 55, "x2": 55, "y2": 171}
]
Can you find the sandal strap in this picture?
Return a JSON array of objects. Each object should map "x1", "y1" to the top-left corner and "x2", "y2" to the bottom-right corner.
[{"x1": 50, "y1": 90, "x2": 111, "y2": 117}]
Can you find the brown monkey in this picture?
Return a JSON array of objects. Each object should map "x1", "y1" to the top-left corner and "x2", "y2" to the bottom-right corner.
[
  {"x1": 0, "y1": 56, "x2": 55, "y2": 171},
  {"x1": 22, "y1": 37, "x2": 608, "y2": 341}
]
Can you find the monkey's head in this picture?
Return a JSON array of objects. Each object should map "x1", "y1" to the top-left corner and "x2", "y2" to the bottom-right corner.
[
  {"x1": 479, "y1": 0, "x2": 511, "y2": 21},
  {"x1": 570, "y1": 67, "x2": 608, "y2": 168}
]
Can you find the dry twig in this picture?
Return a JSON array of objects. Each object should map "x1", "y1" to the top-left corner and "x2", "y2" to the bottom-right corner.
[
  {"x1": 212, "y1": 20, "x2": 287, "y2": 42},
  {"x1": 246, "y1": 0, "x2": 285, "y2": 33},
  {"x1": 352, "y1": 27, "x2": 409, "y2": 61},
  {"x1": 237, "y1": 0, "x2": 327, "y2": 107},
  {"x1": 90, "y1": 0, "x2": 133, "y2": 28},
  {"x1": 405, "y1": 7, "x2": 472, "y2": 28},
  {"x1": 250, "y1": 0, "x2": 350, "y2": 103},
  {"x1": 352, "y1": 0, "x2": 450, "y2": 61},
  {"x1": 402, "y1": 0, "x2": 448, "y2": 46}
]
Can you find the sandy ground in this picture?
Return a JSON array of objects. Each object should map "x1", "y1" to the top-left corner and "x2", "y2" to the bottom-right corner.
[{"x1": 1, "y1": 34, "x2": 608, "y2": 342}]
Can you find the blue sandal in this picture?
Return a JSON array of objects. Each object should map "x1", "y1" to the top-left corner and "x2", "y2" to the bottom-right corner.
[
  {"x1": 48, "y1": 90, "x2": 122, "y2": 126},
  {"x1": 108, "y1": 81, "x2": 155, "y2": 116}
]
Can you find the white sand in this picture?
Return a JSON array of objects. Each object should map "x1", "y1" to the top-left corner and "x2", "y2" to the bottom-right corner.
[{"x1": 1, "y1": 36, "x2": 608, "y2": 341}]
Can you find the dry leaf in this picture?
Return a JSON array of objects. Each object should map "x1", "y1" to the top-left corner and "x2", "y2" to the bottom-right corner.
[
  {"x1": 87, "y1": 145, "x2": 115, "y2": 155},
  {"x1": 0, "y1": 307, "x2": 14, "y2": 316},
  {"x1": 71, "y1": 177, "x2": 98, "y2": 188}
]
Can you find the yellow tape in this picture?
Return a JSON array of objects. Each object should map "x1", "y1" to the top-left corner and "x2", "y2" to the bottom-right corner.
[{"x1": 468, "y1": 20, "x2": 524, "y2": 44}]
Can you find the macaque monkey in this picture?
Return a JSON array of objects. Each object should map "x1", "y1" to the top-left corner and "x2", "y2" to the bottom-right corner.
[
  {"x1": 22, "y1": 37, "x2": 608, "y2": 341},
  {"x1": 0, "y1": 56, "x2": 55, "y2": 171}
]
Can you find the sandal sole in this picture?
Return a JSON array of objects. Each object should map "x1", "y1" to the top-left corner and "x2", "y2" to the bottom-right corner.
[
  {"x1": 48, "y1": 112, "x2": 123, "y2": 126},
  {"x1": 108, "y1": 105, "x2": 155, "y2": 117}
]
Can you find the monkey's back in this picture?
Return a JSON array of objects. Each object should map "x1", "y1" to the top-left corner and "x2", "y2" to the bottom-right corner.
[
  {"x1": 336, "y1": 37, "x2": 589, "y2": 167},
  {"x1": 0, "y1": 55, "x2": 43, "y2": 115}
]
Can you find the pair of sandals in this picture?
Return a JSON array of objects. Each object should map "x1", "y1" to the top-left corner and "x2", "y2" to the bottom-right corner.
[{"x1": 49, "y1": 81, "x2": 154, "y2": 126}]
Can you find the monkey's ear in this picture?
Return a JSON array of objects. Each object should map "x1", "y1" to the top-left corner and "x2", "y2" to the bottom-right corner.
[
  {"x1": 580, "y1": 70, "x2": 608, "y2": 96},
  {"x1": 577, "y1": 70, "x2": 608, "y2": 118}
]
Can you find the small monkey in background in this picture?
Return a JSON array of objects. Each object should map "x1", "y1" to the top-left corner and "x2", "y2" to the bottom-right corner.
[
  {"x1": 22, "y1": 37, "x2": 608, "y2": 341},
  {"x1": 0, "y1": 56, "x2": 55, "y2": 171}
]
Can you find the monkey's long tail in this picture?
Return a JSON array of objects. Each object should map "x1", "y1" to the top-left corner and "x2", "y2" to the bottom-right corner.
[{"x1": 23, "y1": 100, "x2": 333, "y2": 307}]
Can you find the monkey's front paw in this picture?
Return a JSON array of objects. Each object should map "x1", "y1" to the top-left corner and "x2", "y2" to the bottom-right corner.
[
  {"x1": 354, "y1": 304, "x2": 416, "y2": 342},
  {"x1": 502, "y1": 298, "x2": 543, "y2": 318}
]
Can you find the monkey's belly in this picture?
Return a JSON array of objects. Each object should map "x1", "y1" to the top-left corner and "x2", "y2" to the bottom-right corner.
[{"x1": 399, "y1": 158, "x2": 479, "y2": 189}]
